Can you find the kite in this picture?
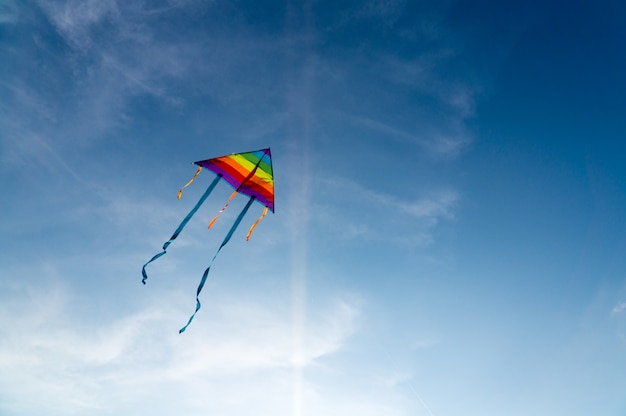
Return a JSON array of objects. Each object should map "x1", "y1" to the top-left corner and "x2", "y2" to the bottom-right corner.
[{"x1": 142, "y1": 148, "x2": 274, "y2": 333}]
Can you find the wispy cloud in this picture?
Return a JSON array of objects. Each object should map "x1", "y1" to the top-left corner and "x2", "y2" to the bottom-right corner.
[
  {"x1": 0, "y1": 281, "x2": 362, "y2": 415},
  {"x1": 2, "y1": 0, "x2": 293, "y2": 166},
  {"x1": 341, "y1": 112, "x2": 471, "y2": 158},
  {"x1": 0, "y1": 0, "x2": 19, "y2": 24},
  {"x1": 612, "y1": 302, "x2": 626, "y2": 314},
  {"x1": 313, "y1": 176, "x2": 459, "y2": 245},
  {"x1": 316, "y1": 1, "x2": 477, "y2": 159},
  {"x1": 38, "y1": 0, "x2": 120, "y2": 51}
]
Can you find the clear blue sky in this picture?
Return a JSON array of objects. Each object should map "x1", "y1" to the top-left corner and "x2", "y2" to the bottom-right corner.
[{"x1": 1, "y1": 0, "x2": 625, "y2": 415}]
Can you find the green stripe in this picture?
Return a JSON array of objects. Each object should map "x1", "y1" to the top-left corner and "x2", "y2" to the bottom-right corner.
[{"x1": 237, "y1": 152, "x2": 273, "y2": 176}]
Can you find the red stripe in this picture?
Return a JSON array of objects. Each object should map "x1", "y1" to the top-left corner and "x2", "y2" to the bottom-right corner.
[{"x1": 202, "y1": 158, "x2": 274, "y2": 200}]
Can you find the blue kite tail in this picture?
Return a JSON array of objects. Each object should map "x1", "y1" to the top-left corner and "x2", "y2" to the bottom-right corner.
[
  {"x1": 179, "y1": 196, "x2": 255, "y2": 333},
  {"x1": 142, "y1": 175, "x2": 222, "y2": 284}
]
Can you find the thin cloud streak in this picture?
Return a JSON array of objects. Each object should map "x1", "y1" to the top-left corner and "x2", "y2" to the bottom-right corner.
[
  {"x1": 313, "y1": 176, "x2": 459, "y2": 244},
  {"x1": 38, "y1": 0, "x2": 120, "y2": 52},
  {"x1": 341, "y1": 112, "x2": 471, "y2": 157}
]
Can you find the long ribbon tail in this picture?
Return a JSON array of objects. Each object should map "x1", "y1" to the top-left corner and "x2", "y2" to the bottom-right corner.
[
  {"x1": 142, "y1": 175, "x2": 222, "y2": 284},
  {"x1": 246, "y1": 206, "x2": 268, "y2": 241},
  {"x1": 179, "y1": 196, "x2": 255, "y2": 333}
]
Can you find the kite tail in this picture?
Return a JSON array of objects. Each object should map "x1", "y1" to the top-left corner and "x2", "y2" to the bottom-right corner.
[
  {"x1": 142, "y1": 175, "x2": 222, "y2": 284},
  {"x1": 179, "y1": 196, "x2": 256, "y2": 333},
  {"x1": 246, "y1": 206, "x2": 268, "y2": 241},
  {"x1": 208, "y1": 190, "x2": 238, "y2": 229},
  {"x1": 177, "y1": 166, "x2": 203, "y2": 199}
]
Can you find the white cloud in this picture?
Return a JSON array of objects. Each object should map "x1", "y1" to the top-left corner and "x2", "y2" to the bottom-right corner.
[
  {"x1": 401, "y1": 189, "x2": 459, "y2": 223},
  {"x1": 612, "y1": 302, "x2": 626, "y2": 314},
  {"x1": 0, "y1": 280, "x2": 364, "y2": 416}
]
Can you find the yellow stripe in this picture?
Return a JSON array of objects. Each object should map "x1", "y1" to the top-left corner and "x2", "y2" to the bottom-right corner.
[{"x1": 229, "y1": 154, "x2": 274, "y2": 184}]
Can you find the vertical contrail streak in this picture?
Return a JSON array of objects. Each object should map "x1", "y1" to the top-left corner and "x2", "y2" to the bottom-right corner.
[
  {"x1": 291, "y1": 246, "x2": 307, "y2": 416},
  {"x1": 286, "y1": 1, "x2": 314, "y2": 414},
  {"x1": 288, "y1": 90, "x2": 312, "y2": 416},
  {"x1": 288, "y1": 122, "x2": 311, "y2": 416}
]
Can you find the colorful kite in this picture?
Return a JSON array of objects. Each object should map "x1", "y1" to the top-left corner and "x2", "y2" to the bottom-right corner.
[{"x1": 142, "y1": 148, "x2": 274, "y2": 333}]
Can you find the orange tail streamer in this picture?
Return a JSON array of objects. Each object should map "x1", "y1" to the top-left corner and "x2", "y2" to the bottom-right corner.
[
  {"x1": 177, "y1": 166, "x2": 203, "y2": 199},
  {"x1": 246, "y1": 206, "x2": 268, "y2": 241},
  {"x1": 208, "y1": 191, "x2": 238, "y2": 229}
]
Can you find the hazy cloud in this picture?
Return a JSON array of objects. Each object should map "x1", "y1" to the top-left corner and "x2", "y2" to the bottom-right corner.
[
  {"x1": 612, "y1": 302, "x2": 626, "y2": 314},
  {"x1": 0, "y1": 282, "x2": 362, "y2": 415},
  {"x1": 314, "y1": 176, "x2": 459, "y2": 244}
]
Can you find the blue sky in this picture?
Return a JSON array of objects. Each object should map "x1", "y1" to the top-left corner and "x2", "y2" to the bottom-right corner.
[{"x1": 1, "y1": 0, "x2": 625, "y2": 415}]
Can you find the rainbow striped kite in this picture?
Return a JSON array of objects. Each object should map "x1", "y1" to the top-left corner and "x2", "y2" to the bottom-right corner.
[{"x1": 142, "y1": 148, "x2": 274, "y2": 332}]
